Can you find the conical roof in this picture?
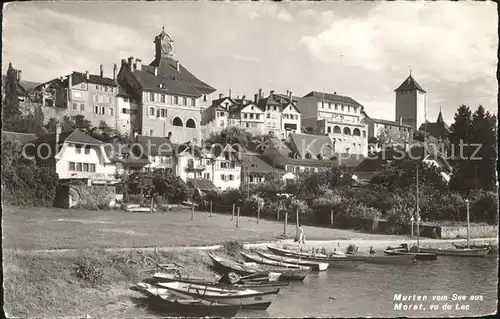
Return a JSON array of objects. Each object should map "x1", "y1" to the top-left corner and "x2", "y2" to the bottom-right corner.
[{"x1": 395, "y1": 75, "x2": 426, "y2": 93}]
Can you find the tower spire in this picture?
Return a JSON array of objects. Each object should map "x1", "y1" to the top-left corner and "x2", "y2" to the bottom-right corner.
[{"x1": 409, "y1": 65, "x2": 412, "y2": 76}]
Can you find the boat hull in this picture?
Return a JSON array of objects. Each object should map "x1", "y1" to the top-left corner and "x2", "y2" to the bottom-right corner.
[
  {"x1": 384, "y1": 249, "x2": 437, "y2": 261},
  {"x1": 158, "y1": 282, "x2": 279, "y2": 310},
  {"x1": 346, "y1": 253, "x2": 417, "y2": 264},
  {"x1": 255, "y1": 250, "x2": 329, "y2": 271},
  {"x1": 240, "y1": 252, "x2": 310, "y2": 281},
  {"x1": 267, "y1": 246, "x2": 363, "y2": 269},
  {"x1": 419, "y1": 247, "x2": 490, "y2": 257},
  {"x1": 453, "y1": 243, "x2": 498, "y2": 255}
]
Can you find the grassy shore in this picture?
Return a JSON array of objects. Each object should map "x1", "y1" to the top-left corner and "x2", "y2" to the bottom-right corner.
[
  {"x1": 3, "y1": 243, "x2": 246, "y2": 318},
  {"x1": 3, "y1": 205, "x2": 406, "y2": 250}
]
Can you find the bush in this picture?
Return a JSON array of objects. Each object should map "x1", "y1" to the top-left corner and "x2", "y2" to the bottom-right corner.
[
  {"x1": 73, "y1": 258, "x2": 106, "y2": 288},
  {"x1": 241, "y1": 195, "x2": 264, "y2": 217},
  {"x1": 469, "y1": 190, "x2": 499, "y2": 224}
]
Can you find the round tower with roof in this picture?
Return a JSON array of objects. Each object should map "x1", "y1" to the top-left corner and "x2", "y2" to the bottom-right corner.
[{"x1": 394, "y1": 72, "x2": 427, "y2": 132}]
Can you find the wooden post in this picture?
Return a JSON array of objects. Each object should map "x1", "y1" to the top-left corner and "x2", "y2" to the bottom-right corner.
[
  {"x1": 277, "y1": 206, "x2": 280, "y2": 220},
  {"x1": 236, "y1": 207, "x2": 240, "y2": 228},
  {"x1": 191, "y1": 204, "x2": 194, "y2": 221},
  {"x1": 257, "y1": 206, "x2": 260, "y2": 224},
  {"x1": 330, "y1": 209, "x2": 333, "y2": 225},
  {"x1": 284, "y1": 211, "x2": 288, "y2": 236},
  {"x1": 150, "y1": 196, "x2": 154, "y2": 214},
  {"x1": 210, "y1": 201, "x2": 213, "y2": 217},
  {"x1": 232, "y1": 203, "x2": 235, "y2": 220}
]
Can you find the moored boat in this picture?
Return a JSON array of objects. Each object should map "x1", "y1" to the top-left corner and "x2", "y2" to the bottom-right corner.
[
  {"x1": 255, "y1": 250, "x2": 329, "y2": 271},
  {"x1": 208, "y1": 252, "x2": 282, "y2": 280},
  {"x1": 137, "y1": 283, "x2": 242, "y2": 317},
  {"x1": 267, "y1": 246, "x2": 363, "y2": 269},
  {"x1": 453, "y1": 243, "x2": 498, "y2": 255},
  {"x1": 239, "y1": 252, "x2": 310, "y2": 281},
  {"x1": 158, "y1": 281, "x2": 280, "y2": 310},
  {"x1": 418, "y1": 246, "x2": 490, "y2": 257},
  {"x1": 384, "y1": 245, "x2": 437, "y2": 260},
  {"x1": 349, "y1": 253, "x2": 417, "y2": 264}
]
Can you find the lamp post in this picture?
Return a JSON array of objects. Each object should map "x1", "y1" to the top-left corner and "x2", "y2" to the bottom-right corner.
[
  {"x1": 410, "y1": 216, "x2": 414, "y2": 238},
  {"x1": 416, "y1": 215, "x2": 421, "y2": 252},
  {"x1": 466, "y1": 199, "x2": 470, "y2": 248}
]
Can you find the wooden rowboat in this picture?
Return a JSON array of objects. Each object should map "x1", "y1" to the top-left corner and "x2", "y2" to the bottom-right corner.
[
  {"x1": 255, "y1": 250, "x2": 329, "y2": 271},
  {"x1": 384, "y1": 248, "x2": 437, "y2": 261},
  {"x1": 150, "y1": 272, "x2": 290, "y2": 293},
  {"x1": 239, "y1": 251, "x2": 310, "y2": 281},
  {"x1": 418, "y1": 247, "x2": 490, "y2": 257},
  {"x1": 158, "y1": 281, "x2": 279, "y2": 310},
  {"x1": 345, "y1": 252, "x2": 417, "y2": 264},
  {"x1": 137, "y1": 283, "x2": 242, "y2": 317},
  {"x1": 453, "y1": 243, "x2": 497, "y2": 255},
  {"x1": 267, "y1": 246, "x2": 363, "y2": 269},
  {"x1": 208, "y1": 253, "x2": 282, "y2": 280}
]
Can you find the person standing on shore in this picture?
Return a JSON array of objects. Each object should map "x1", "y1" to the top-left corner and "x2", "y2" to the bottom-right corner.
[{"x1": 295, "y1": 223, "x2": 305, "y2": 249}]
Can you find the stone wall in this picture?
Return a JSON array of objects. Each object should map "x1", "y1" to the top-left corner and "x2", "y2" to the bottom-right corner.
[
  {"x1": 54, "y1": 184, "x2": 116, "y2": 209},
  {"x1": 439, "y1": 226, "x2": 498, "y2": 239}
]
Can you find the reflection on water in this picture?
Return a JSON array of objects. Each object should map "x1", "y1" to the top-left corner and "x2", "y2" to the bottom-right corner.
[{"x1": 130, "y1": 256, "x2": 497, "y2": 318}]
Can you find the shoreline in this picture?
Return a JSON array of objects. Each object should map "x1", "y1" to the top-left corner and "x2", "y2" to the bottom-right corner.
[{"x1": 5, "y1": 237, "x2": 497, "y2": 255}]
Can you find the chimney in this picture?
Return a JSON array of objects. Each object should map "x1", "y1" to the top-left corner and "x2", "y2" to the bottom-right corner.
[
  {"x1": 254, "y1": 94, "x2": 258, "y2": 103},
  {"x1": 288, "y1": 91, "x2": 292, "y2": 101},
  {"x1": 167, "y1": 132, "x2": 172, "y2": 140},
  {"x1": 176, "y1": 60, "x2": 180, "y2": 71},
  {"x1": 113, "y1": 64, "x2": 117, "y2": 80},
  {"x1": 136, "y1": 59, "x2": 142, "y2": 71},
  {"x1": 241, "y1": 95, "x2": 246, "y2": 101},
  {"x1": 99, "y1": 64, "x2": 103, "y2": 77},
  {"x1": 17, "y1": 70, "x2": 22, "y2": 82},
  {"x1": 128, "y1": 57, "x2": 134, "y2": 68},
  {"x1": 219, "y1": 93, "x2": 223, "y2": 99},
  {"x1": 286, "y1": 89, "x2": 289, "y2": 96},
  {"x1": 237, "y1": 95, "x2": 240, "y2": 99},
  {"x1": 229, "y1": 89, "x2": 232, "y2": 97},
  {"x1": 85, "y1": 71, "x2": 89, "y2": 80},
  {"x1": 258, "y1": 88, "x2": 262, "y2": 98},
  {"x1": 270, "y1": 90, "x2": 274, "y2": 97},
  {"x1": 154, "y1": 66, "x2": 158, "y2": 76}
]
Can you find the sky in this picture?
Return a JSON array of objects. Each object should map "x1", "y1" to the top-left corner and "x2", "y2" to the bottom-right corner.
[{"x1": 2, "y1": 1, "x2": 498, "y2": 124}]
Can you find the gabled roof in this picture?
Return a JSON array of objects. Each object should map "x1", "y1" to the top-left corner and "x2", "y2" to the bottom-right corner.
[
  {"x1": 103, "y1": 143, "x2": 150, "y2": 165},
  {"x1": 418, "y1": 122, "x2": 451, "y2": 139},
  {"x1": 186, "y1": 178, "x2": 218, "y2": 191},
  {"x1": 135, "y1": 135, "x2": 173, "y2": 156},
  {"x1": 303, "y1": 91, "x2": 363, "y2": 107},
  {"x1": 436, "y1": 109, "x2": 444, "y2": 123},
  {"x1": 366, "y1": 116, "x2": 413, "y2": 129},
  {"x1": 394, "y1": 75, "x2": 426, "y2": 93},
  {"x1": 274, "y1": 93, "x2": 301, "y2": 103},
  {"x1": 175, "y1": 142, "x2": 204, "y2": 158},
  {"x1": 70, "y1": 72, "x2": 117, "y2": 87},
  {"x1": 2, "y1": 131, "x2": 38, "y2": 144},
  {"x1": 230, "y1": 101, "x2": 265, "y2": 114},
  {"x1": 288, "y1": 133, "x2": 334, "y2": 159},
  {"x1": 34, "y1": 129, "x2": 104, "y2": 146},
  {"x1": 243, "y1": 154, "x2": 286, "y2": 175},
  {"x1": 128, "y1": 57, "x2": 215, "y2": 96}
]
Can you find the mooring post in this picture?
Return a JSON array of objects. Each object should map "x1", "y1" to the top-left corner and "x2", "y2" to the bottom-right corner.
[
  {"x1": 236, "y1": 207, "x2": 240, "y2": 228},
  {"x1": 284, "y1": 211, "x2": 288, "y2": 236},
  {"x1": 232, "y1": 203, "x2": 235, "y2": 220},
  {"x1": 150, "y1": 196, "x2": 154, "y2": 214},
  {"x1": 277, "y1": 206, "x2": 280, "y2": 220},
  {"x1": 191, "y1": 203, "x2": 194, "y2": 221},
  {"x1": 330, "y1": 209, "x2": 334, "y2": 225},
  {"x1": 257, "y1": 206, "x2": 260, "y2": 224}
]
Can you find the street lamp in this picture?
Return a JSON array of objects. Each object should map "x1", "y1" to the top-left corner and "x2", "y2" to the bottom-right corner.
[{"x1": 410, "y1": 216, "x2": 414, "y2": 238}]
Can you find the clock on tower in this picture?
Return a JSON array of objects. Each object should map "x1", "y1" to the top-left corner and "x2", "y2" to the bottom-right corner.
[{"x1": 155, "y1": 26, "x2": 174, "y2": 59}]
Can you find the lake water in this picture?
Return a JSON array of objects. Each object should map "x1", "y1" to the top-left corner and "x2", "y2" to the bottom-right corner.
[{"x1": 132, "y1": 255, "x2": 497, "y2": 317}]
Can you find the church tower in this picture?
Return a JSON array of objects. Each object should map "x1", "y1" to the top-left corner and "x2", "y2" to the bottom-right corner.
[
  {"x1": 394, "y1": 73, "x2": 426, "y2": 132},
  {"x1": 154, "y1": 26, "x2": 174, "y2": 60}
]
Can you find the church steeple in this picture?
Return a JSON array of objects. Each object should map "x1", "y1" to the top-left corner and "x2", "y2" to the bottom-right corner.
[{"x1": 436, "y1": 106, "x2": 444, "y2": 123}]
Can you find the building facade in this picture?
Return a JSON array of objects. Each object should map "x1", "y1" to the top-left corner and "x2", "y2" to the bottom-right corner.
[
  {"x1": 117, "y1": 27, "x2": 216, "y2": 143},
  {"x1": 364, "y1": 116, "x2": 413, "y2": 152},
  {"x1": 297, "y1": 91, "x2": 368, "y2": 156},
  {"x1": 395, "y1": 74, "x2": 427, "y2": 132}
]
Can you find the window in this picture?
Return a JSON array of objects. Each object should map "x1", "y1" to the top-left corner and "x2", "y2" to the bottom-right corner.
[
  {"x1": 80, "y1": 104, "x2": 85, "y2": 111},
  {"x1": 174, "y1": 96, "x2": 179, "y2": 104},
  {"x1": 256, "y1": 114, "x2": 260, "y2": 120},
  {"x1": 73, "y1": 91, "x2": 83, "y2": 99},
  {"x1": 341, "y1": 105, "x2": 344, "y2": 111},
  {"x1": 273, "y1": 106, "x2": 277, "y2": 111},
  {"x1": 243, "y1": 114, "x2": 248, "y2": 119},
  {"x1": 335, "y1": 104, "x2": 338, "y2": 111},
  {"x1": 221, "y1": 162, "x2": 228, "y2": 169},
  {"x1": 150, "y1": 93, "x2": 155, "y2": 102},
  {"x1": 191, "y1": 98, "x2": 196, "y2": 106},
  {"x1": 161, "y1": 94, "x2": 166, "y2": 103},
  {"x1": 96, "y1": 85, "x2": 99, "y2": 90},
  {"x1": 246, "y1": 123, "x2": 249, "y2": 128},
  {"x1": 101, "y1": 106, "x2": 105, "y2": 115},
  {"x1": 124, "y1": 97, "x2": 129, "y2": 102},
  {"x1": 69, "y1": 162, "x2": 75, "y2": 170},
  {"x1": 149, "y1": 107, "x2": 155, "y2": 116},
  {"x1": 249, "y1": 114, "x2": 254, "y2": 119},
  {"x1": 80, "y1": 84, "x2": 85, "y2": 89},
  {"x1": 108, "y1": 97, "x2": 112, "y2": 103},
  {"x1": 75, "y1": 145, "x2": 82, "y2": 154},
  {"x1": 203, "y1": 95, "x2": 207, "y2": 102},
  {"x1": 109, "y1": 108, "x2": 114, "y2": 116},
  {"x1": 266, "y1": 113, "x2": 271, "y2": 119},
  {"x1": 105, "y1": 86, "x2": 108, "y2": 92},
  {"x1": 229, "y1": 174, "x2": 234, "y2": 181},
  {"x1": 84, "y1": 146, "x2": 90, "y2": 154},
  {"x1": 204, "y1": 173, "x2": 210, "y2": 179},
  {"x1": 161, "y1": 109, "x2": 166, "y2": 117},
  {"x1": 72, "y1": 103, "x2": 77, "y2": 110},
  {"x1": 94, "y1": 95, "x2": 99, "y2": 102},
  {"x1": 90, "y1": 164, "x2": 96, "y2": 172},
  {"x1": 363, "y1": 130, "x2": 366, "y2": 137},
  {"x1": 122, "y1": 108, "x2": 128, "y2": 114},
  {"x1": 94, "y1": 106, "x2": 99, "y2": 114},
  {"x1": 150, "y1": 129, "x2": 154, "y2": 136},
  {"x1": 328, "y1": 103, "x2": 331, "y2": 110},
  {"x1": 183, "y1": 97, "x2": 187, "y2": 105},
  {"x1": 287, "y1": 165, "x2": 293, "y2": 172},
  {"x1": 327, "y1": 126, "x2": 331, "y2": 134},
  {"x1": 156, "y1": 109, "x2": 160, "y2": 117},
  {"x1": 76, "y1": 163, "x2": 82, "y2": 171},
  {"x1": 83, "y1": 163, "x2": 89, "y2": 172}
]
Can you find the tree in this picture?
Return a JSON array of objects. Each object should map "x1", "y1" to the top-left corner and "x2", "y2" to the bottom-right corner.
[
  {"x1": 2, "y1": 63, "x2": 22, "y2": 131},
  {"x1": 44, "y1": 118, "x2": 59, "y2": 133},
  {"x1": 470, "y1": 106, "x2": 497, "y2": 191},
  {"x1": 61, "y1": 116, "x2": 76, "y2": 131},
  {"x1": 206, "y1": 126, "x2": 252, "y2": 150},
  {"x1": 73, "y1": 114, "x2": 92, "y2": 130},
  {"x1": 449, "y1": 105, "x2": 472, "y2": 150}
]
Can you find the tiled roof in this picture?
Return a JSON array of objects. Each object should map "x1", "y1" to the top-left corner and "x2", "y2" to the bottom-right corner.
[
  {"x1": 243, "y1": 154, "x2": 286, "y2": 175},
  {"x1": 1, "y1": 131, "x2": 38, "y2": 144},
  {"x1": 175, "y1": 142, "x2": 204, "y2": 158},
  {"x1": 103, "y1": 143, "x2": 150, "y2": 165},
  {"x1": 230, "y1": 101, "x2": 265, "y2": 114},
  {"x1": 130, "y1": 57, "x2": 215, "y2": 96},
  {"x1": 274, "y1": 93, "x2": 301, "y2": 102},
  {"x1": 70, "y1": 72, "x2": 117, "y2": 87},
  {"x1": 186, "y1": 178, "x2": 218, "y2": 191},
  {"x1": 366, "y1": 116, "x2": 413, "y2": 129},
  {"x1": 394, "y1": 75, "x2": 426, "y2": 93},
  {"x1": 303, "y1": 91, "x2": 363, "y2": 107},
  {"x1": 65, "y1": 130, "x2": 105, "y2": 145},
  {"x1": 135, "y1": 135, "x2": 173, "y2": 156},
  {"x1": 418, "y1": 122, "x2": 450, "y2": 139},
  {"x1": 288, "y1": 133, "x2": 334, "y2": 159}
]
